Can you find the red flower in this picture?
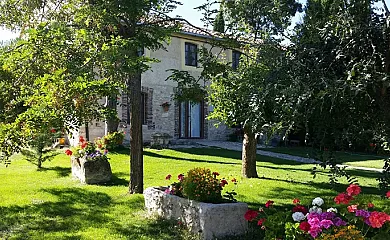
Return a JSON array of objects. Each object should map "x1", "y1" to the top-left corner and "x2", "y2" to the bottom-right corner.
[
  {"x1": 346, "y1": 184, "x2": 361, "y2": 196},
  {"x1": 220, "y1": 179, "x2": 228, "y2": 187},
  {"x1": 368, "y1": 211, "x2": 390, "y2": 228},
  {"x1": 244, "y1": 210, "x2": 258, "y2": 221},
  {"x1": 98, "y1": 144, "x2": 102, "y2": 149},
  {"x1": 165, "y1": 174, "x2": 172, "y2": 180},
  {"x1": 347, "y1": 204, "x2": 358, "y2": 213},
  {"x1": 265, "y1": 200, "x2": 274, "y2": 208},
  {"x1": 367, "y1": 202, "x2": 374, "y2": 208},
  {"x1": 65, "y1": 149, "x2": 73, "y2": 156},
  {"x1": 81, "y1": 141, "x2": 88, "y2": 149},
  {"x1": 386, "y1": 191, "x2": 390, "y2": 199},
  {"x1": 334, "y1": 193, "x2": 353, "y2": 205},
  {"x1": 293, "y1": 198, "x2": 300, "y2": 204},
  {"x1": 79, "y1": 136, "x2": 85, "y2": 143},
  {"x1": 231, "y1": 178, "x2": 237, "y2": 183},
  {"x1": 369, "y1": 143, "x2": 376, "y2": 147},
  {"x1": 212, "y1": 172, "x2": 219, "y2": 176},
  {"x1": 178, "y1": 174, "x2": 184, "y2": 181},
  {"x1": 299, "y1": 221, "x2": 311, "y2": 232},
  {"x1": 257, "y1": 218, "x2": 266, "y2": 226},
  {"x1": 50, "y1": 128, "x2": 56, "y2": 133},
  {"x1": 293, "y1": 205, "x2": 308, "y2": 215}
]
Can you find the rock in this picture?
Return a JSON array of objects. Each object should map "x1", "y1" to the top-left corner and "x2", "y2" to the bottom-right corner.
[
  {"x1": 71, "y1": 157, "x2": 112, "y2": 184},
  {"x1": 144, "y1": 187, "x2": 248, "y2": 240}
]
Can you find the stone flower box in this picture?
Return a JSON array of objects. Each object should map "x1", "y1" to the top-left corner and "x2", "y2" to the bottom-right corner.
[
  {"x1": 71, "y1": 156, "x2": 112, "y2": 184},
  {"x1": 144, "y1": 187, "x2": 248, "y2": 240}
]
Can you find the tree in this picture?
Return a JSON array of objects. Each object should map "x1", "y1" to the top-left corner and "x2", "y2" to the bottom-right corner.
[
  {"x1": 213, "y1": 7, "x2": 225, "y2": 33},
  {"x1": 285, "y1": 0, "x2": 390, "y2": 185},
  {"x1": 0, "y1": 0, "x2": 181, "y2": 192},
  {"x1": 169, "y1": 0, "x2": 301, "y2": 178}
]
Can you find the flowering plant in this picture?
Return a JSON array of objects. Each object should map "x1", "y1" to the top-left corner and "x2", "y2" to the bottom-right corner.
[
  {"x1": 164, "y1": 168, "x2": 238, "y2": 203},
  {"x1": 244, "y1": 184, "x2": 390, "y2": 239},
  {"x1": 66, "y1": 136, "x2": 108, "y2": 162},
  {"x1": 95, "y1": 131, "x2": 125, "y2": 150}
]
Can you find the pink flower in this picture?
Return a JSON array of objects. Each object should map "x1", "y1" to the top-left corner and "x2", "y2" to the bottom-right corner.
[
  {"x1": 257, "y1": 218, "x2": 266, "y2": 226},
  {"x1": 368, "y1": 211, "x2": 390, "y2": 228},
  {"x1": 244, "y1": 210, "x2": 258, "y2": 221},
  {"x1": 165, "y1": 174, "x2": 172, "y2": 180},
  {"x1": 386, "y1": 191, "x2": 390, "y2": 199},
  {"x1": 367, "y1": 202, "x2": 374, "y2": 208},
  {"x1": 265, "y1": 200, "x2": 274, "y2": 208},
  {"x1": 320, "y1": 219, "x2": 333, "y2": 229},
  {"x1": 346, "y1": 184, "x2": 361, "y2": 196},
  {"x1": 308, "y1": 226, "x2": 322, "y2": 238},
  {"x1": 178, "y1": 174, "x2": 184, "y2": 181},
  {"x1": 293, "y1": 198, "x2": 300, "y2": 204},
  {"x1": 347, "y1": 204, "x2": 358, "y2": 213},
  {"x1": 220, "y1": 179, "x2": 228, "y2": 187}
]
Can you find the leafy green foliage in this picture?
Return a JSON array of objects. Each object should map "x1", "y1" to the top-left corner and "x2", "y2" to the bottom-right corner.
[
  {"x1": 95, "y1": 131, "x2": 125, "y2": 150},
  {"x1": 182, "y1": 168, "x2": 223, "y2": 203}
]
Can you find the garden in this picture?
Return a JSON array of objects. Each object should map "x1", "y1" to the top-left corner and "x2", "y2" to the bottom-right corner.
[{"x1": 1, "y1": 146, "x2": 389, "y2": 239}]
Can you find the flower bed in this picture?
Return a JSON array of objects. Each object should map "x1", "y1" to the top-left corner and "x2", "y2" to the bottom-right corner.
[
  {"x1": 144, "y1": 168, "x2": 248, "y2": 239},
  {"x1": 67, "y1": 136, "x2": 112, "y2": 184},
  {"x1": 245, "y1": 184, "x2": 390, "y2": 239},
  {"x1": 144, "y1": 187, "x2": 248, "y2": 240}
]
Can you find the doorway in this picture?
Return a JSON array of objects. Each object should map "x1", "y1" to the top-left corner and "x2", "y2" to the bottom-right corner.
[{"x1": 179, "y1": 101, "x2": 203, "y2": 138}]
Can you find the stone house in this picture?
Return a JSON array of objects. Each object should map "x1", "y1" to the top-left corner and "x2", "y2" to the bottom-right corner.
[{"x1": 71, "y1": 24, "x2": 241, "y2": 145}]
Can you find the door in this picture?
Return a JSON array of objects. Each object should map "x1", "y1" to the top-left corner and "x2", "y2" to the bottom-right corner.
[{"x1": 180, "y1": 101, "x2": 203, "y2": 138}]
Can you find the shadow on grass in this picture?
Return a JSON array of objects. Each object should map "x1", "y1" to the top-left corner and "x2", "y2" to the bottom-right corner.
[
  {"x1": 38, "y1": 166, "x2": 72, "y2": 177},
  {"x1": 0, "y1": 187, "x2": 197, "y2": 240},
  {"x1": 144, "y1": 151, "x2": 240, "y2": 166}
]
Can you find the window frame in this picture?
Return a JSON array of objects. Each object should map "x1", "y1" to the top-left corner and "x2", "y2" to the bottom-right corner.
[
  {"x1": 185, "y1": 42, "x2": 198, "y2": 67},
  {"x1": 232, "y1": 50, "x2": 241, "y2": 70}
]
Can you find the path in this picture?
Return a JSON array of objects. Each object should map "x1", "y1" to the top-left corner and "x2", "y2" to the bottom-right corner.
[{"x1": 191, "y1": 140, "x2": 383, "y2": 173}]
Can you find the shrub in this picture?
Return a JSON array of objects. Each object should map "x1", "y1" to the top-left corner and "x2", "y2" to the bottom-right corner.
[
  {"x1": 95, "y1": 131, "x2": 125, "y2": 150},
  {"x1": 165, "y1": 168, "x2": 237, "y2": 203}
]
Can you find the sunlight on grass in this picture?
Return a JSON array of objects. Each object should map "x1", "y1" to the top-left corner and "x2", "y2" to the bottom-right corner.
[{"x1": 0, "y1": 148, "x2": 388, "y2": 239}]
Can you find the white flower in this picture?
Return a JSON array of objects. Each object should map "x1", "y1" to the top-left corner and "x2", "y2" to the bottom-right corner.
[
  {"x1": 309, "y1": 206, "x2": 322, "y2": 214},
  {"x1": 312, "y1": 197, "x2": 324, "y2": 206},
  {"x1": 327, "y1": 207, "x2": 338, "y2": 213},
  {"x1": 292, "y1": 212, "x2": 306, "y2": 222}
]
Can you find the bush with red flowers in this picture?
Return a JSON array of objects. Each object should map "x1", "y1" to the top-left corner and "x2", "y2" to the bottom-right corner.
[
  {"x1": 68, "y1": 136, "x2": 109, "y2": 162},
  {"x1": 164, "y1": 168, "x2": 238, "y2": 203},
  {"x1": 244, "y1": 184, "x2": 390, "y2": 239}
]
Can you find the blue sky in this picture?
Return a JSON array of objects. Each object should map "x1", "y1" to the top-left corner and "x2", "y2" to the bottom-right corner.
[{"x1": 1, "y1": 0, "x2": 389, "y2": 41}]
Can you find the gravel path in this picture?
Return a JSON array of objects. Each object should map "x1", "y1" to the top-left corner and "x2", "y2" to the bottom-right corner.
[{"x1": 190, "y1": 140, "x2": 383, "y2": 172}]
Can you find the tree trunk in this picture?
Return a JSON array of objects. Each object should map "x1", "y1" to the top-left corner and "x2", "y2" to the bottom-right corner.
[
  {"x1": 241, "y1": 126, "x2": 258, "y2": 178},
  {"x1": 129, "y1": 71, "x2": 144, "y2": 194},
  {"x1": 105, "y1": 95, "x2": 119, "y2": 134}
]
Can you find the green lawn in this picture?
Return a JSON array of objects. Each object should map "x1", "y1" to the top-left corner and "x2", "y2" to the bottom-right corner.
[
  {"x1": 259, "y1": 146, "x2": 386, "y2": 169},
  {"x1": 0, "y1": 148, "x2": 388, "y2": 239}
]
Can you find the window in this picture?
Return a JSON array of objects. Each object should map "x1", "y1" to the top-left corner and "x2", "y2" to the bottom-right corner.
[
  {"x1": 232, "y1": 50, "x2": 241, "y2": 70},
  {"x1": 185, "y1": 42, "x2": 197, "y2": 66},
  {"x1": 127, "y1": 92, "x2": 148, "y2": 125}
]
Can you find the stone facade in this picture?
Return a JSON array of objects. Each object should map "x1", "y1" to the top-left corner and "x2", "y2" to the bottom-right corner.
[
  {"x1": 74, "y1": 31, "x2": 236, "y2": 145},
  {"x1": 144, "y1": 187, "x2": 248, "y2": 240}
]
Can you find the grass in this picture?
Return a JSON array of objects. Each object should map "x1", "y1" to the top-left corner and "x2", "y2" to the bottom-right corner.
[
  {"x1": 258, "y1": 146, "x2": 386, "y2": 169},
  {"x1": 1, "y1": 147, "x2": 389, "y2": 239}
]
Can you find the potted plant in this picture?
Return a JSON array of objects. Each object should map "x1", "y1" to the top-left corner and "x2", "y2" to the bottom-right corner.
[
  {"x1": 66, "y1": 136, "x2": 112, "y2": 184},
  {"x1": 144, "y1": 168, "x2": 248, "y2": 240},
  {"x1": 160, "y1": 101, "x2": 171, "y2": 112}
]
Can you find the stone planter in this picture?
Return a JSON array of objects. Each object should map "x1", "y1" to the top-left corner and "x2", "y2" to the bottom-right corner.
[
  {"x1": 144, "y1": 187, "x2": 248, "y2": 240},
  {"x1": 71, "y1": 156, "x2": 112, "y2": 184},
  {"x1": 151, "y1": 133, "x2": 172, "y2": 148}
]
